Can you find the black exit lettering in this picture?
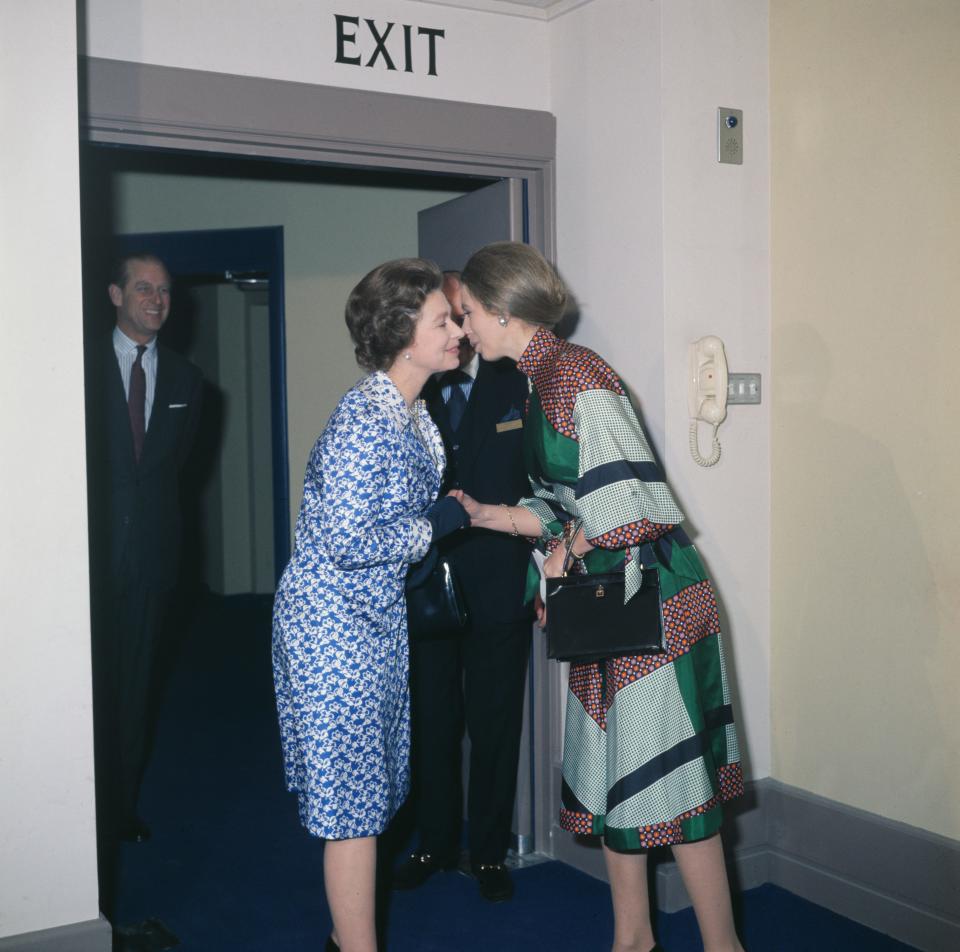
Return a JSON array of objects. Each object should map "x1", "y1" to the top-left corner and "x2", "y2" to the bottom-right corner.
[{"x1": 335, "y1": 14, "x2": 445, "y2": 77}]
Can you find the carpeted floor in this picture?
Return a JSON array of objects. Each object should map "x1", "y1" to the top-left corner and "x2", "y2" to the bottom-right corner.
[{"x1": 114, "y1": 594, "x2": 916, "y2": 951}]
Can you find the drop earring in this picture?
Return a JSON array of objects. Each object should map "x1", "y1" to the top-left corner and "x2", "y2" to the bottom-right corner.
[{"x1": 498, "y1": 316, "x2": 508, "y2": 327}]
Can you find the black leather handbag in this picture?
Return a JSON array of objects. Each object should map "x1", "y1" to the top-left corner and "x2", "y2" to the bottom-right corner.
[
  {"x1": 406, "y1": 555, "x2": 469, "y2": 640},
  {"x1": 545, "y1": 524, "x2": 665, "y2": 663}
]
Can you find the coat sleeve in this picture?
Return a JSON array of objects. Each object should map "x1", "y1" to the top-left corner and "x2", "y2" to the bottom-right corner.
[
  {"x1": 572, "y1": 387, "x2": 684, "y2": 550},
  {"x1": 307, "y1": 399, "x2": 433, "y2": 570}
]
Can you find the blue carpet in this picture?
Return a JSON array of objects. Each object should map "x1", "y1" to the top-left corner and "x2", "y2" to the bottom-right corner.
[{"x1": 115, "y1": 594, "x2": 917, "y2": 951}]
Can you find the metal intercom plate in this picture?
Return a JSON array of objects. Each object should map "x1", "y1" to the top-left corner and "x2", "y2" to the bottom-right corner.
[
  {"x1": 718, "y1": 107, "x2": 743, "y2": 165},
  {"x1": 727, "y1": 373, "x2": 761, "y2": 405}
]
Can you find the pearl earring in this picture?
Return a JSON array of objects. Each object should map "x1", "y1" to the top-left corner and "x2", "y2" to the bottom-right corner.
[
  {"x1": 498, "y1": 316, "x2": 508, "y2": 327},
  {"x1": 403, "y1": 352, "x2": 412, "y2": 360}
]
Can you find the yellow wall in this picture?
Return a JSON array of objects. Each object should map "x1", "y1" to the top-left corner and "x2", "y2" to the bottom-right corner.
[{"x1": 771, "y1": 0, "x2": 960, "y2": 838}]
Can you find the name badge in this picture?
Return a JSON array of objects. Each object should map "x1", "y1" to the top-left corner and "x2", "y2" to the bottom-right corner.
[{"x1": 496, "y1": 419, "x2": 523, "y2": 433}]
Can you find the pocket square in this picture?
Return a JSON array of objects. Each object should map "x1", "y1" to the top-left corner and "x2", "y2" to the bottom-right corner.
[
  {"x1": 496, "y1": 405, "x2": 523, "y2": 433},
  {"x1": 168, "y1": 403, "x2": 188, "y2": 409}
]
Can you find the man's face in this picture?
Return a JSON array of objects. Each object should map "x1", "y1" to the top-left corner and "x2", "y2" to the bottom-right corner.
[
  {"x1": 109, "y1": 259, "x2": 171, "y2": 344},
  {"x1": 442, "y1": 274, "x2": 475, "y2": 368}
]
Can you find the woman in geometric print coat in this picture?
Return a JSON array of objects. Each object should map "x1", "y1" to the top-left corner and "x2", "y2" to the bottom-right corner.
[
  {"x1": 454, "y1": 242, "x2": 745, "y2": 952},
  {"x1": 272, "y1": 258, "x2": 469, "y2": 952}
]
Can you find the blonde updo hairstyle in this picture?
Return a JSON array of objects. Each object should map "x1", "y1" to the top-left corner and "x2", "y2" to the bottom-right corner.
[{"x1": 460, "y1": 241, "x2": 568, "y2": 329}]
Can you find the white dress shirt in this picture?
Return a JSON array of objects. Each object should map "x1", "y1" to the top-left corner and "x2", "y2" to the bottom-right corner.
[{"x1": 113, "y1": 326, "x2": 159, "y2": 429}]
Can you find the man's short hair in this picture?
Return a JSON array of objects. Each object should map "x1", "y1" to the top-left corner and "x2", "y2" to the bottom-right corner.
[{"x1": 110, "y1": 252, "x2": 169, "y2": 290}]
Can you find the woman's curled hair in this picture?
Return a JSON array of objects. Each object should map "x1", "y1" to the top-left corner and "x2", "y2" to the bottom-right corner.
[{"x1": 345, "y1": 258, "x2": 444, "y2": 371}]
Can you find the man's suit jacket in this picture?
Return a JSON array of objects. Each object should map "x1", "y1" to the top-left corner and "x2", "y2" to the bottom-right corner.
[
  {"x1": 85, "y1": 333, "x2": 202, "y2": 594},
  {"x1": 424, "y1": 359, "x2": 533, "y2": 627}
]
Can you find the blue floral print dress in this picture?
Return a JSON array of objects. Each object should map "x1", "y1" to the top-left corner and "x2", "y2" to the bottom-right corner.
[{"x1": 273, "y1": 371, "x2": 445, "y2": 839}]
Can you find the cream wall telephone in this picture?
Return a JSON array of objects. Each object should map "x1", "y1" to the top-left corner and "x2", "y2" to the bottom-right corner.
[{"x1": 688, "y1": 336, "x2": 728, "y2": 467}]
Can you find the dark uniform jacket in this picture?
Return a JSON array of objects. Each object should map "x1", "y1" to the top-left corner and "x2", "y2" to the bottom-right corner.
[{"x1": 423, "y1": 358, "x2": 533, "y2": 626}]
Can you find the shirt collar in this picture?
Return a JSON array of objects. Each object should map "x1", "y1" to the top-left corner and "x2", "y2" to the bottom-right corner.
[
  {"x1": 431, "y1": 353, "x2": 478, "y2": 384},
  {"x1": 460, "y1": 353, "x2": 480, "y2": 381},
  {"x1": 357, "y1": 370, "x2": 423, "y2": 433},
  {"x1": 113, "y1": 325, "x2": 158, "y2": 355},
  {"x1": 517, "y1": 326, "x2": 561, "y2": 376}
]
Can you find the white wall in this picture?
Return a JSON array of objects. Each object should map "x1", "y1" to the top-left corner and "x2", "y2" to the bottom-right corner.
[
  {"x1": 550, "y1": 0, "x2": 666, "y2": 442},
  {"x1": 550, "y1": 0, "x2": 772, "y2": 780},
  {"x1": 0, "y1": 0, "x2": 101, "y2": 940},
  {"x1": 82, "y1": 0, "x2": 549, "y2": 110},
  {"x1": 659, "y1": 0, "x2": 771, "y2": 779}
]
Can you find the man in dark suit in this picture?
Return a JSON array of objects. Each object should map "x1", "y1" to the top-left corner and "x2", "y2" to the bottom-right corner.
[
  {"x1": 395, "y1": 272, "x2": 533, "y2": 903},
  {"x1": 85, "y1": 252, "x2": 202, "y2": 918}
]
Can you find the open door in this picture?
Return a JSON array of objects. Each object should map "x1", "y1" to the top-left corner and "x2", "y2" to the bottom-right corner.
[
  {"x1": 417, "y1": 178, "x2": 538, "y2": 859},
  {"x1": 418, "y1": 178, "x2": 525, "y2": 270}
]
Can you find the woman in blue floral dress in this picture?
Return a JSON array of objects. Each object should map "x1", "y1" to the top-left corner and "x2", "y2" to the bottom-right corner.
[
  {"x1": 455, "y1": 243, "x2": 745, "y2": 952},
  {"x1": 272, "y1": 259, "x2": 469, "y2": 952}
]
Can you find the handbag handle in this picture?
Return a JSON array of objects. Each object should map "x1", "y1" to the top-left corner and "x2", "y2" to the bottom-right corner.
[
  {"x1": 560, "y1": 518, "x2": 584, "y2": 577},
  {"x1": 560, "y1": 519, "x2": 645, "y2": 579}
]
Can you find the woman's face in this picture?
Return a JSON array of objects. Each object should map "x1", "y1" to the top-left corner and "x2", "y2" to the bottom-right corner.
[
  {"x1": 460, "y1": 286, "x2": 505, "y2": 361},
  {"x1": 405, "y1": 289, "x2": 464, "y2": 375}
]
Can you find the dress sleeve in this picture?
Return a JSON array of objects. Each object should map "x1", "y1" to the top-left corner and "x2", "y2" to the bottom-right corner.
[
  {"x1": 572, "y1": 387, "x2": 684, "y2": 550},
  {"x1": 515, "y1": 481, "x2": 567, "y2": 542},
  {"x1": 305, "y1": 400, "x2": 433, "y2": 569}
]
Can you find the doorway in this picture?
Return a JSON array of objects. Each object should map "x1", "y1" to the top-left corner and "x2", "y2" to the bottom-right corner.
[{"x1": 79, "y1": 56, "x2": 561, "y2": 873}]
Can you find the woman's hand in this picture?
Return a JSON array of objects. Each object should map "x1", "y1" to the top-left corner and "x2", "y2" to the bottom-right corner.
[
  {"x1": 542, "y1": 544, "x2": 569, "y2": 579},
  {"x1": 534, "y1": 592, "x2": 547, "y2": 629},
  {"x1": 426, "y1": 495, "x2": 470, "y2": 539},
  {"x1": 536, "y1": 539, "x2": 569, "y2": 630},
  {"x1": 448, "y1": 489, "x2": 484, "y2": 522}
]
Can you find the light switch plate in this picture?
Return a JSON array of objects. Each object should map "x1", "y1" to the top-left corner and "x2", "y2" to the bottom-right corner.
[{"x1": 718, "y1": 107, "x2": 743, "y2": 165}]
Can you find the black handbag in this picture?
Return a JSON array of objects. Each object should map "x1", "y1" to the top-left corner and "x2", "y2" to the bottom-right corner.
[
  {"x1": 545, "y1": 523, "x2": 665, "y2": 663},
  {"x1": 406, "y1": 555, "x2": 469, "y2": 640}
]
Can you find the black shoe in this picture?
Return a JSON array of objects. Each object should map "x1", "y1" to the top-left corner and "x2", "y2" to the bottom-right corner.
[
  {"x1": 119, "y1": 817, "x2": 151, "y2": 843},
  {"x1": 392, "y1": 851, "x2": 456, "y2": 890},
  {"x1": 112, "y1": 918, "x2": 179, "y2": 951},
  {"x1": 473, "y1": 863, "x2": 513, "y2": 903}
]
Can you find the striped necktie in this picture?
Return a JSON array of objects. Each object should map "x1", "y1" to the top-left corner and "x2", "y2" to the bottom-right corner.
[{"x1": 442, "y1": 369, "x2": 470, "y2": 431}]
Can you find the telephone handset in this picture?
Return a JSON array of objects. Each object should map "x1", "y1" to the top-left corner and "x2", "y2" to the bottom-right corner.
[{"x1": 688, "y1": 336, "x2": 728, "y2": 467}]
